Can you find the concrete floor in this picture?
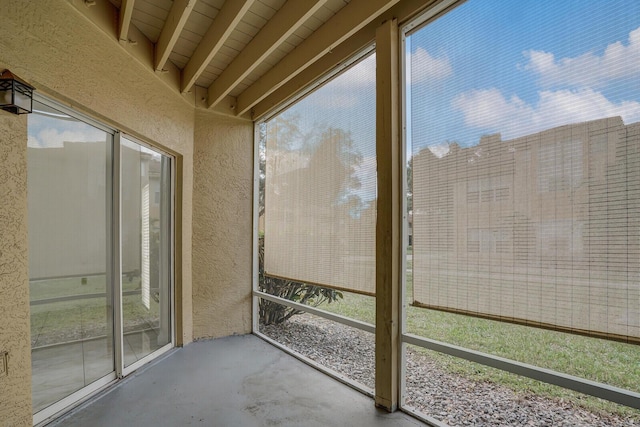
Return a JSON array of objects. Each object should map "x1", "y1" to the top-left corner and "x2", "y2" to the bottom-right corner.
[{"x1": 51, "y1": 335, "x2": 426, "y2": 427}]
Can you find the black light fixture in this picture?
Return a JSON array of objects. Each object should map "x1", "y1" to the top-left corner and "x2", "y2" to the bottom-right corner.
[{"x1": 0, "y1": 69, "x2": 35, "y2": 115}]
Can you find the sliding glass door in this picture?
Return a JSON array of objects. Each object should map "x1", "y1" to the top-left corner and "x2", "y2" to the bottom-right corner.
[
  {"x1": 28, "y1": 100, "x2": 115, "y2": 414},
  {"x1": 28, "y1": 98, "x2": 174, "y2": 422},
  {"x1": 120, "y1": 137, "x2": 172, "y2": 368}
]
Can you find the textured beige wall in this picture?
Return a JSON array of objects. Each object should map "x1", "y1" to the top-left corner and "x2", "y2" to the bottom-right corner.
[
  {"x1": 0, "y1": 1, "x2": 196, "y2": 424},
  {"x1": 0, "y1": 112, "x2": 32, "y2": 426},
  {"x1": 0, "y1": 1, "x2": 256, "y2": 423},
  {"x1": 0, "y1": 0, "x2": 195, "y2": 349},
  {"x1": 192, "y1": 110, "x2": 253, "y2": 339}
]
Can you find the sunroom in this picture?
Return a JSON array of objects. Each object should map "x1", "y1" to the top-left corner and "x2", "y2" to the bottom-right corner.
[{"x1": 1, "y1": 0, "x2": 639, "y2": 426}]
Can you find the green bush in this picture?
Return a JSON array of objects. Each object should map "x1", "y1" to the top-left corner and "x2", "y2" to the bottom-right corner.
[{"x1": 258, "y1": 237, "x2": 342, "y2": 325}]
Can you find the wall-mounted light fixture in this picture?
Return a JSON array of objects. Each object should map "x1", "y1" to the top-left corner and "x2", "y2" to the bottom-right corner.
[{"x1": 0, "y1": 69, "x2": 35, "y2": 115}]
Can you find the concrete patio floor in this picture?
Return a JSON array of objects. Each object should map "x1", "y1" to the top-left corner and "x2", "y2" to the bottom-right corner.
[{"x1": 50, "y1": 334, "x2": 426, "y2": 427}]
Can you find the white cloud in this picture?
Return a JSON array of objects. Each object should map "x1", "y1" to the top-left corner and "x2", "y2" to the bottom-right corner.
[
  {"x1": 427, "y1": 142, "x2": 451, "y2": 158},
  {"x1": 522, "y1": 26, "x2": 640, "y2": 88},
  {"x1": 452, "y1": 87, "x2": 640, "y2": 140},
  {"x1": 28, "y1": 127, "x2": 106, "y2": 148},
  {"x1": 408, "y1": 47, "x2": 452, "y2": 84}
]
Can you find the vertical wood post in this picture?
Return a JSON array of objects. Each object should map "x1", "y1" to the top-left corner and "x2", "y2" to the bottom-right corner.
[{"x1": 375, "y1": 18, "x2": 400, "y2": 412}]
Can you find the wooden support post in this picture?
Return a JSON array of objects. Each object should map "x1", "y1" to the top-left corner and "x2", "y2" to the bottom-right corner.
[{"x1": 375, "y1": 18, "x2": 400, "y2": 412}]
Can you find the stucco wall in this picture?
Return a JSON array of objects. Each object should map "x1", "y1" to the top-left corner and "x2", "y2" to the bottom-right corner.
[
  {"x1": 0, "y1": 112, "x2": 31, "y2": 427},
  {"x1": 0, "y1": 0, "x2": 194, "y2": 349},
  {"x1": 0, "y1": 1, "x2": 196, "y2": 424},
  {"x1": 0, "y1": 0, "x2": 257, "y2": 423},
  {"x1": 192, "y1": 110, "x2": 253, "y2": 339},
  {"x1": 0, "y1": 112, "x2": 32, "y2": 426}
]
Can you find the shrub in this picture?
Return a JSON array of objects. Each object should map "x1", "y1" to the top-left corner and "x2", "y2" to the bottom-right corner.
[{"x1": 258, "y1": 237, "x2": 343, "y2": 325}]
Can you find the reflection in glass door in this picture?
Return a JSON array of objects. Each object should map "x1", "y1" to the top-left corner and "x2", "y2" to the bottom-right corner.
[
  {"x1": 28, "y1": 100, "x2": 115, "y2": 413},
  {"x1": 28, "y1": 99, "x2": 174, "y2": 422},
  {"x1": 120, "y1": 137, "x2": 172, "y2": 368}
]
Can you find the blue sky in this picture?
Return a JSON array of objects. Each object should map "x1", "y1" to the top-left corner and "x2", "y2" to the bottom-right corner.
[
  {"x1": 28, "y1": 101, "x2": 109, "y2": 148},
  {"x1": 409, "y1": 0, "x2": 640, "y2": 153},
  {"x1": 267, "y1": 0, "x2": 640, "y2": 200}
]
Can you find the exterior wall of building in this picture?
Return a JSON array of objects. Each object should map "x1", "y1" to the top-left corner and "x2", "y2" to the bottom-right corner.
[
  {"x1": 412, "y1": 117, "x2": 640, "y2": 341},
  {"x1": 27, "y1": 143, "x2": 147, "y2": 279},
  {"x1": 0, "y1": 113, "x2": 32, "y2": 426},
  {"x1": 0, "y1": 1, "x2": 250, "y2": 424},
  {"x1": 192, "y1": 110, "x2": 254, "y2": 338},
  {"x1": 0, "y1": 0, "x2": 196, "y2": 352}
]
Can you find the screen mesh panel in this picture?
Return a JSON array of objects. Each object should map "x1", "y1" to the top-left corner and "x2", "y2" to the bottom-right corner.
[
  {"x1": 409, "y1": 0, "x2": 640, "y2": 342},
  {"x1": 264, "y1": 53, "x2": 377, "y2": 295}
]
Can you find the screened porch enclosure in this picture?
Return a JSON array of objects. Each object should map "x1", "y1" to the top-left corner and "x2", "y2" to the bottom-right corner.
[
  {"x1": 2, "y1": 0, "x2": 640, "y2": 426},
  {"x1": 257, "y1": 0, "x2": 640, "y2": 425}
]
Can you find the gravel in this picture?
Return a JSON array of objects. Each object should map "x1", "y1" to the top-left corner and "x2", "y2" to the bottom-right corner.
[{"x1": 261, "y1": 313, "x2": 640, "y2": 427}]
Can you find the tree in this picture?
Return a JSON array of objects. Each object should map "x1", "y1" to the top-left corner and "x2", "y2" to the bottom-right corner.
[
  {"x1": 258, "y1": 236, "x2": 342, "y2": 325},
  {"x1": 258, "y1": 116, "x2": 366, "y2": 324}
]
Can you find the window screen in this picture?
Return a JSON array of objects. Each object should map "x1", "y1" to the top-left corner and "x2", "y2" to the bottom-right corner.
[
  {"x1": 264, "y1": 53, "x2": 377, "y2": 295},
  {"x1": 409, "y1": 0, "x2": 640, "y2": 342}
]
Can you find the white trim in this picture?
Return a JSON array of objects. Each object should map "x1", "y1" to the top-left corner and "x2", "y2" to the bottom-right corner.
[
  {"x1": 32, "y1": 93, "x2": 115, "y2": 134},
  {"x1": 112, "y1": 131, "x2": 124, "y2": 379},
  {"x1": 402, "y1": 0, "x2": 464, "y2": 37},
  {"x1": 121, "y1": 342, "x2": 174, "y2": 377},
  {"x1": 33, "y1": 373, "x2": 116, "y2": 426},
  {"x1": 169, "y1": 155, "x2": 176, "y2": 349},
  {"x1": 403, "y1": 333, "x2": 640, "y2": 410},
  {"x1": 252, "y1": 124, "x2": 261, "y2": 333},
  {"x1": 254, "y1": 291, "x2": 375, "y2": 334},
  {"x1": 120, "y1": 132, "x2": 175, "y2": 159},
  {"x1": 398, "y1": 26, "x2": 409, "y2": 411}
]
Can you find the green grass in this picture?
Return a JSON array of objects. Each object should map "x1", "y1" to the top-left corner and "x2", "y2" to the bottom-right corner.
[
  {"x1": 316, "y1": 268, "x2": 640, "y2": 419},
  {"x1": 30, "y1": 275, "x2": 160, "y2": 347}
]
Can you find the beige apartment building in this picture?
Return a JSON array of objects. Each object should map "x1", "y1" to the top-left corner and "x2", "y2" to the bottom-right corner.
[
  {"x1": 28, "y1": 142, "x2": 162, "y2": 279},
  {"x1": 413, "y1": 116, "x2": 640, "y2": 341}
]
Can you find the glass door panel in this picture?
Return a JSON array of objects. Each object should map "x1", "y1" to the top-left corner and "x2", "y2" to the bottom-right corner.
[
  {"x1": 120, "y1": 137, "x2": 172, "y2": 367},
  {"x1": 28, "y1": 100, "x2": 114, "y2": 413}
]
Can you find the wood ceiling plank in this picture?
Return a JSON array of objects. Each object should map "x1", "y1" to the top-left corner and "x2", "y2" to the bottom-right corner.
[
  {"x1": 181, "y1": 0, "x2": 255, "y2": 93},
  {"x1": 118, "y1": 0, "x2": 136, "y2": 42},
  {"x1": 207, "y1": 0, "x2": 328, "y2": 109},
  {"x1": 235, "y1": 0, "x2": 399, "y2": 115},
  {"x1": 134, "y1": 0, "x2": 171, "y2": 22},
  {"x1": 250, "y1": 0, "x2": 449, "y2": 120},
  {"x1": 184, "y1": 9, "x2": 217, "y2": 36},
  {"x1": 155, "y1": 0, "x2": 198, "y2": 71}
]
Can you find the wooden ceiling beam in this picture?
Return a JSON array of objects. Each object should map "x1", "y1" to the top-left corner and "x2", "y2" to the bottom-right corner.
[
  {"x1": 118, "y1": 0, "x2": 136, "y2": 42},
  {"x1": 207, "y1": 0, "x2": 327, "y2": 109},
  {"x1": 234, "y1": 0, "x2": 401, "y2": 116},
  {"x1": 251, "y1": 29, "x2": 374, "y2": 121},
  {"x1": 181, "y1": 0, "x2": 255, "y2": 93},
  {"x1": 250, "y1": 0, "x2": 455, "y2": 120},
  {"x1": 155, "y1": 0, "x2": 197, "y2": 71}
]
